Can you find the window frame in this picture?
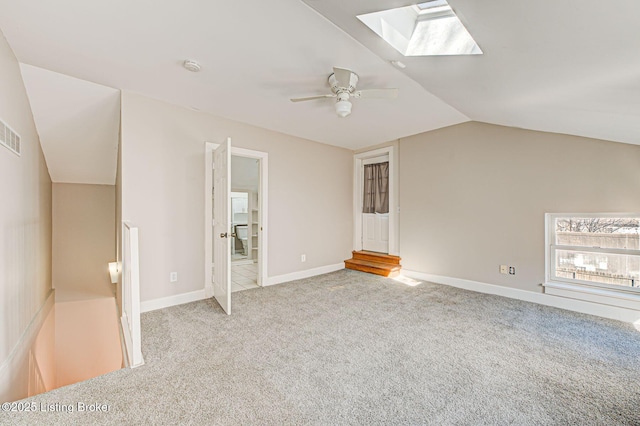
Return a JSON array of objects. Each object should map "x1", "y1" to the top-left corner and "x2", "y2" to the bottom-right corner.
[{"x1": 545, "y1": 213, "x2": 640, "y2": 299}]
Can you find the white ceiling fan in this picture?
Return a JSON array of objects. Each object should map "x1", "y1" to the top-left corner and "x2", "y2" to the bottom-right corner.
[{"x1": 290, "y1": 67, "x2": 399, "y2": 118}]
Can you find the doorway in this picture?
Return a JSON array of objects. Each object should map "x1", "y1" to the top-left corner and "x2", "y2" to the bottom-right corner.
[
  {"x1": 204, "y1": 142, "x2": 268, "y2": 309},
  {"x1": 229, "y1": 155, "x2": 260, "y2": 292},
  {"x1": 361, "y1": 155, "x2": 389, "y2": 253},
  {"x1": 354, "y1": 146, "x2": 398, "y2": 256}
]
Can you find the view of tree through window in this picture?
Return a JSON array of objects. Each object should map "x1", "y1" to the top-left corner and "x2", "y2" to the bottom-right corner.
[
  {"x1": 552, "y1": 216, "x2": 640, "y2": 289},
  {"x1": 556, "y1": 218, "x2": 639, "y2": 235}
]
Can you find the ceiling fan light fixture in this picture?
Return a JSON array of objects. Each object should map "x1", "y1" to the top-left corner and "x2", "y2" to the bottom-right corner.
[{"x1": 335, "y1": 99, "x2": 352, "y2": 118}]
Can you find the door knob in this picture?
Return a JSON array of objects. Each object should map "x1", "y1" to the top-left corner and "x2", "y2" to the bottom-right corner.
[{"x1": 220, "y1": 233, "x2": 228, "y2": 238}]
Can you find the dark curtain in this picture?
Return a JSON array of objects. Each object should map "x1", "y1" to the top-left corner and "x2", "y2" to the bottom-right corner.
[{"x1": 363, "y1": 162, "x2": 389, "y2": 214}]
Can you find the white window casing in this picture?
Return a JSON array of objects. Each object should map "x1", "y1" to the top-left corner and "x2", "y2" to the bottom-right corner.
[{"x1": 544, "y1": 213, "x2": 640, "y2": 311}]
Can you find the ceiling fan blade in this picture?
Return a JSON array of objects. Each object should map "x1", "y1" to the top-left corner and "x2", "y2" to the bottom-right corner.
[
  {"x1": 353, "y1": 88, "x2": 399, "y2": 99},
  {"x1": 332, "y1": 67, "x2": 354, "y2": 89},
  {"x1": 290, "y1": 94, "x2": 336, "y2": 103}
]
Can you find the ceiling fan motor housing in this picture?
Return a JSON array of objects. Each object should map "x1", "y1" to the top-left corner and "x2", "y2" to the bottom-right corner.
[{"x1": 329, "y1": 71, "x2": 359, "y2": 94}]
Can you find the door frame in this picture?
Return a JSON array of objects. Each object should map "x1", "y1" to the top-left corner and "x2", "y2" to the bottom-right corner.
[
  {"x1": 205, "y1": 142, "x2": 268, "y2": 297},
  {"x1": 353, "y1": 145, "x2": 398, "y2": 255}
]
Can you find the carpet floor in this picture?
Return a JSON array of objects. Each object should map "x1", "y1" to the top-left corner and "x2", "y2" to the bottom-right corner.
[{"x1": 3, "y1": 269, "x2": 640, "y2": 425}]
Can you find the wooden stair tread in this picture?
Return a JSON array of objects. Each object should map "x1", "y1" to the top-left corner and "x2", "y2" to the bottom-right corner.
[
  {"x1": 352, "y1": 250, "x2": 401, "y2": 265},
  {"x1": 344, "y1": 254, "x2": 402, "y2": 278},
  {"x1": 345, "y1": 258, "x2": 401, "y2": 270}
]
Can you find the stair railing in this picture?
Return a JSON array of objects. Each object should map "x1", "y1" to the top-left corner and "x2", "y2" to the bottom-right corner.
[{"x1": 121, "y1": 221, "x2": 144, "y2": 367}]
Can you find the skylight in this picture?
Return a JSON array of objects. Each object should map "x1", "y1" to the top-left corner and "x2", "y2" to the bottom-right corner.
[
  {"x1": 416, "y1": 1, "x2": 448, "y2": 11},
  {"x1": 357, "y1": 0, "x2": 482, "y2": 57}
]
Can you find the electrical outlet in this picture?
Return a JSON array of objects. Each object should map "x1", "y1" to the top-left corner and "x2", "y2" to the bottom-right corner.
[
  {"x1": 301, "y1": 254, "x2": 306, "y2": 263},
  {"x1": 509, "y1": 266, "x2": 516, "y2": 275},
  {"x1": 170, "y1": 272, "x2": 178, "y2": 283},
  {"x1": 499, "y1": 265, "x2": 508, "y2": 274}
]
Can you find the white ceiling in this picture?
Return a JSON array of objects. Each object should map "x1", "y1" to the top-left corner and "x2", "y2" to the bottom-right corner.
[
  {"x1": 1, "y1": 0, "x2": 639, "y2": 166},
  {"x1": 20, "y1": 64, "x2": 120, "y2": 184},
  {"x1": 305, "y1": 0, "x2": 640, "y2": 145}
]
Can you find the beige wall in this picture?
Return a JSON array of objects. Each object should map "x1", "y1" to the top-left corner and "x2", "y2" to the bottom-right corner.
[
  {"x1": 399, "y1": 122, "x2": 640, "y2": 293},
  {"x1": 0, "y1": 31, "x2": 52, "y2": 401},
  {"x1": 55, "y1": 298, "x2": 122, "y2": 388},
  {"x1": 52, "y1": 183, "x2": 115, "y2": 300},
  {"x1": 120, "y1": 92, "x2": 353, "y2": 302}
]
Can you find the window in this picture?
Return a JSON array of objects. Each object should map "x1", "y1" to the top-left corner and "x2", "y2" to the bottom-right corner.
[
  {"x1": 356, "y1": 0, "x2": 482, "y2": 57},
  {"x1": 546, "y1": 214, "x2": 640, "y2": 295}
]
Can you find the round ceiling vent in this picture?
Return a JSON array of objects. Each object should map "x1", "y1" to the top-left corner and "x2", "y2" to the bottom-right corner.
[{"x1": 183, "y1": 60, "x2": 201, "y2": 72}]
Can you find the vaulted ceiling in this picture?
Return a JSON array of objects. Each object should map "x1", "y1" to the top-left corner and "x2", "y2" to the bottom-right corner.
[{"x1": 1, "y1": 0, "x2": 638, "y2": 181}]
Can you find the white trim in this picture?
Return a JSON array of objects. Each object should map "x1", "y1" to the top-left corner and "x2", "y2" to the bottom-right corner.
[
  {"x1": 205, "y1": 142, "x2": 269, "y2": 294},
  {"x1": 120, "y1": 313, "x2": 135, "y2": 367},
  {"x1": 553, "y1": 245, "x2": 640, "y2": 257},
  {"x1": 354, "y1": 145, "x2": 399, "y2": 255},
  {"x1": 121, "y1": 221, "x2": 144, "y2": 368},
  {"x1": 544, "y1": 213, "x2": 551, "y2": 286},
  {"x1": 140, "y1": 289, "x2": 208, "y2": 313},
  {"x1": 0, "y1": 289, "x2": 55, "y2": 402},
  {"x1": 545, "y1": 212, "x2": 640, "y2": 218},
  {"x1": 543, "y1": 281, "x2": 640, "y2": 311},
  {"x1": 363, "y1": 155, "x2": 388, "y2": 166},
  {"x1": 403, "y1": 270, "x2": 640, "y2": 324},
  {"x1": 205, "y1": 282, "x2": 214, "y2": 299},
  {"x1": 265, "y1": 263, "x2": 344, "y2": 287},
  {"x1": 544, "y1": 212, "x2": 640, "y2": 304}
]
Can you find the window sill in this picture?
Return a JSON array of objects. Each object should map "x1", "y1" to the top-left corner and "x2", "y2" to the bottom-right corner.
[{"x1": 543, "y1": 281, "x2": 640, "y2": 311}]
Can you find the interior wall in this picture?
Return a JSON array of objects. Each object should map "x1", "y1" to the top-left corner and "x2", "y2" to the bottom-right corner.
[
  {"x1": 399, "y1": 121, "x2": 640, "y2": 293},
  {"x1": 120, "y1": 91, "x2": 352, "y2": 302},
  {"x1": 0, "y1": 30, "x2": 52, "y2": 402},
  {"x1": 54, "y1": 298, "x2": 122, "y2": 388},
  {"x1": 52, "y1": 183, "x2": 115, "y2": 300}
]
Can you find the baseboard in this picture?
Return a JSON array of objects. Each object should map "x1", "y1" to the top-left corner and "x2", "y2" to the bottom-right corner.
[
  {"x1": 403, "y1": 270, "x2": 640, "y2": 324},
  {"x1": 265, "y1": 263, "x2": 344, "y2": 287},
  {"x1": 0, "y1": 289, "x2": 55, "y2": 403},
  {"x1": 140, "y1": 289, "x2": 208, "y2": 313},
  {"x1": 153, "y1": 264, "x2": 344, "y2": 309}
]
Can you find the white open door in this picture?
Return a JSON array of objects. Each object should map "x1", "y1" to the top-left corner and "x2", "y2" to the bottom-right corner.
[{"x1": 213, "y1": 138, "x2": 232, "y2": 314}]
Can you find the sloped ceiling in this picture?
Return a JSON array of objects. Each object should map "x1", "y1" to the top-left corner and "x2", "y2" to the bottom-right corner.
[
  {"x1": 1, "y1": 0, "x2": 639, "y2": 161},
  {"x1": 0, "y1": 0, "x2": 467, "y2": 152},
  {"x1": 20, "y1": 64, "x2": 120, "y2": 184},
  {"x1": 304, "y1": 0, "x2": 640, "y2": 145}
]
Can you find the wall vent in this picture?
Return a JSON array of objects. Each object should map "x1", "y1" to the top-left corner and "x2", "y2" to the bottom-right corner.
[{"x1": 0, "y1": 119, "x2": 21, "y2": 156}]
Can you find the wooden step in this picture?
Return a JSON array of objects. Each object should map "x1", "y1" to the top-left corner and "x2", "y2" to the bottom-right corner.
[
  {"x1": 351, "y1": 250, "x2": 401, "y2": 265},
  {"x1": 344, "y1": 258, "x2": 402, "y2": 278},
  {"x1": 345, "y1": 251, "x2": 402, "y2": 278}
]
